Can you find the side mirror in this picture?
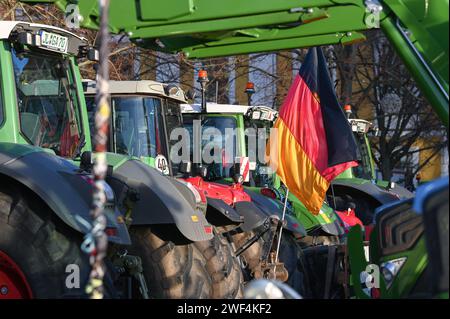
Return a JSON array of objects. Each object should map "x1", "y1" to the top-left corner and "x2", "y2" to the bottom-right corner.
[
  {"x1": 87, "y1": 47, "x2": 99, "y2": 62},
  {"x1": 80, "y1": 151, "x2": 93, "y2": 171}
]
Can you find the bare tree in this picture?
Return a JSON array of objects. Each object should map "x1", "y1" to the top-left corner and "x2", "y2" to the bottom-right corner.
[
  {"x1": 332, "y1": 31, "x2": 447, "y2": 187},
  {"x1": 275, "y1": 51, "x2": 293, "y2": 108},
  {"x1": 234, "y1": 55, "x2": 250, "y2": 105}
]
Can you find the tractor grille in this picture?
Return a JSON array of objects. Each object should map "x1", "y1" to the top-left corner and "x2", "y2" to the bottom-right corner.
[{"x1": 375, "y1": 199, "x2": 423, "y2": 257}]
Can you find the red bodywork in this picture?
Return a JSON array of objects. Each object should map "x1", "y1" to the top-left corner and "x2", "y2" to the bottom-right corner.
[
  {"x1": 337, "y1": 208, "x2": 363, "y2": 233},
  {"x1": 0, "y1": 250, "x2": 33, "y2": 299},
  {"x1": 183, "y1": 176, "x2": 251, "y2": 206}
]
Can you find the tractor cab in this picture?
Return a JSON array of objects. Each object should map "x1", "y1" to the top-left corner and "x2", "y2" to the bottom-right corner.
[
  {"x1": 181, "y1": 102, "x2": 251, "y2": 182},
  {"x1": 0, "y1": 21, "x2": 96, "y2": 158},
  {"x1": 83, "y1": 80, "x2": 186, "y2": 176}
]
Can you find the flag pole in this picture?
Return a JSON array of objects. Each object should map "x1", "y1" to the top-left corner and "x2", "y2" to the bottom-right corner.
[{"x1": 274, "y1": 186, "x2": 289, "y2": 271}]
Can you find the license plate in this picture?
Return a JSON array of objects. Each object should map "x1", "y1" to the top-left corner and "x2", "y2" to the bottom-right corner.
[{"x1": 40, "y1": 31, "x2": 68, "y2": 53}]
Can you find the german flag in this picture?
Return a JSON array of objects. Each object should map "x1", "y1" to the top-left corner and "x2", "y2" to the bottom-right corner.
[{"x1": 269, "y1": 47, "x2": 358, "y2": 214}]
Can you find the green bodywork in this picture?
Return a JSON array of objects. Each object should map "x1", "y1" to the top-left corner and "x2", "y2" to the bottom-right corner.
[{"x1": 348, "y1": 221, "x2": 428, "y2": 299}]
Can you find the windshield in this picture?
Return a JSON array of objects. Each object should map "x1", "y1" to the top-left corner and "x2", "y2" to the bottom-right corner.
[
  {"x1": 352, "y1": 132, "x2": 374, "y2": 179},
  {"x1": 183, "y1": 115, "x2": 238, "y2": 179},
  {"x1": 12, "y1": 49, "x2": 82, "y2": 157},
  {"x1": 87, "y1": 96, "x2": 164, "y2": 158},
  {"x1": 113, "y1": 97, "x2": 166, "y2": 159}
]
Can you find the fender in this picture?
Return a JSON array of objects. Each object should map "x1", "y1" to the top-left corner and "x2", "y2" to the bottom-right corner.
[
  {"x1": 206, "y1": 197, "x2": 243, "y2": 226},
  {"x1": 0, "y1": 143, "x2": 131, "y2": 245},
  {"x1": 107, "y1": 158, "x2": 213, "y2": 242},
  {"x1": 331, "y1": 179, "x2": 405, "y2": 205},
  {"x1": 234, "y1": 201, "x2": 267, "y2": 232},
  {"x1": 244, "y1": 190, "x2": 307, "y2": 237}
]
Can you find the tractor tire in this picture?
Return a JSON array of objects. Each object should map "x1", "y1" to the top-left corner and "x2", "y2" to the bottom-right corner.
[
  {"x1": 194, "y1": 231, "x2": 244, "y2": 299},
  {"x1": 277, "y1": 233, "x2": 310, "y2": 298},
  {"x1": 128, "y1": 226, "x2": 212, "y2": 299},
  {"x1": 0, "y1": 184, "x2": 96, "y2": 299}
]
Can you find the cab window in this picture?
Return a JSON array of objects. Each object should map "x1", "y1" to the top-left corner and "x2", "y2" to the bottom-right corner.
[{"x1": 12, "y1": 49, "x2": 82, "y2": 157}]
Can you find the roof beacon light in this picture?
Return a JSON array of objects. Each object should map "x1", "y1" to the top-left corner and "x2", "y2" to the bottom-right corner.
[
  {"x1": 245, "y1": 81, "x2": 256, "y2": 106},
  {"x1": 245, "y1": 81, "x2": 256, "y2": 94},
  {"x1": 344, "y1": 104, "x2": 352, "y2": 118},
  {"x1": 198, "y1": 69, "x2": 209, "y2": 84},
  {"x1": 198, "y1": 70, "x2": 208, "y2": 111}
]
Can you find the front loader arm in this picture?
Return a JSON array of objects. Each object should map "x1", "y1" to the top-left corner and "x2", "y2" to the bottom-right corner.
[{"x1": 22, "y1": 0, "x2": 372, "y2": 37}]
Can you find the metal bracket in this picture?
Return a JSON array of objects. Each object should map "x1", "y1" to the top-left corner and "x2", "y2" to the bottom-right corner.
[
  {"x1": 113, "y1": 251, "x2": 149, "y2": 299},
  {"x1": 233, "y1": 217, "x2": 273, "y2": 257},
  {"x1": 260, "y1": 216, "x2": 282, "y2": 262}
]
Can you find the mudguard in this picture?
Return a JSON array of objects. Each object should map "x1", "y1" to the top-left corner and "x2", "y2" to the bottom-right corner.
[
  {"x1": 107, "y1": 158, "x2": 213, "y2": 242},
  {"x1": 233, "y1": 201, "x2": 268, "y2": 232},
  {"x1": 0, "y1": 143, "x2": 131, "y2": 245},
  {"x1": 388, "y1": 183, "x2": 414, "y2": 199},
  {"x1": 244, "y1": 190, "x2": 307, "y2": 236},
  {"x1": 332, "y1": 179, "x2": 405, "y2": 205},
  {"x1": 319, "y1": 218, "x2": 345, "y2": 236},
  {"x1": 206, "y1": 197, "x2": 243, "y2": 224}
]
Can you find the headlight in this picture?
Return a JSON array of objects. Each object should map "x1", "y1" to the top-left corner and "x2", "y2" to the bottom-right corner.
[{"x1": 381, "y1": 257, "x2": 407, "y2": 289}]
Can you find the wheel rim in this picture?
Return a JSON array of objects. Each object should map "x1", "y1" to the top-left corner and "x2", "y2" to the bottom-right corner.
[{"x1": 0, "y1": 250, "x2": 33, "y2": 299}]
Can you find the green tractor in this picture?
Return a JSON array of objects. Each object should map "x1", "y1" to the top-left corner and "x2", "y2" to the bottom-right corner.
[
  {"x1": 82, "y1": 79, "x2": 318, "y2": 296},
  {"x1": 0, "y1": 21, "x2": 246, "y2": 299},
  {"x1": 0, "y1": 21, "x2": 131, "y2": 298}
]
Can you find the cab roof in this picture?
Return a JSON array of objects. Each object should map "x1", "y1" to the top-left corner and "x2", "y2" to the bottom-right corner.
[
  {"x1": 181, "y1": 103, "x2": 250, "y2": 114},
  {"x1": 180, "y1": 103, "x2": 275, "y2": 115},
  {"x1": 83, "y1": 80, "x2": 187, "y2": 103},
  {"x1": 0, "y1": 21, "x2": 86, "y2": 42}
]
